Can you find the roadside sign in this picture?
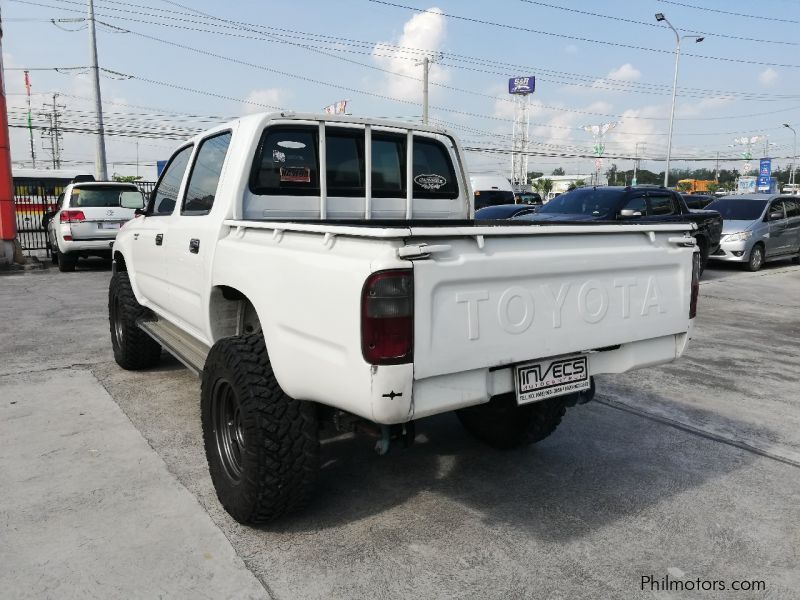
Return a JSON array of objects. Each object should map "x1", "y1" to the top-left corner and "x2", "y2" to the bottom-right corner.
[
  {"x1": 759, "y1": 158, "x2": 772, "y2": 178},
  {"x1": 508, "y1": 76, "x2": 535, "y2": 95}
]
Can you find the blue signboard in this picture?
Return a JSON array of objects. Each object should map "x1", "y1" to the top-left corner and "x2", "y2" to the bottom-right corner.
[
  {"x1": 508, "y1": 76, "x2": 535, "y2": 95},
  {"x1": 759, "y1": 158, "x2": 772, "y2": 178},
  {"x1": 156, "y1": 160, "x2": 168, "y2": 176}
]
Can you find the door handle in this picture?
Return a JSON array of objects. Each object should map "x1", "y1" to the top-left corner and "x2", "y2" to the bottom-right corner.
[
  {"x1": 155, "y1": 233, "x2": 163, "y2": 246},
  {"x1": 189, "y1": 238, "x2": 200, "y2": 254}
]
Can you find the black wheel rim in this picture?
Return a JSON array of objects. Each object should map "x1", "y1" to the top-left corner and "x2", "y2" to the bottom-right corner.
[
  {"x1": 212, "y1": 379, "x2": 245, "y2": 483},
  {"x1": 112, "y1": 296, "x2": 125, "y2": 348}
]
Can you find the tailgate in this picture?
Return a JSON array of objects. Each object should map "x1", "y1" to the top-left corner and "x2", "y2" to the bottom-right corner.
[{"x1": 411, "y1": 229, "x2": 693, "y2": 380}]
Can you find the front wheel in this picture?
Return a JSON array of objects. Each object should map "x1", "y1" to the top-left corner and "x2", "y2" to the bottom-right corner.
[
  {"x1": 456, "y1": 393, "x2": 568, "y2": 450},
  {"x1": 108, "y1": 272, "x2": 161, "y2": 370},
  {"x1": 747, "y1": 244, "x2": 764, "y2": 272},
  {"x1": 201, "y1": 334, "x2": 319, "y2": 524}
]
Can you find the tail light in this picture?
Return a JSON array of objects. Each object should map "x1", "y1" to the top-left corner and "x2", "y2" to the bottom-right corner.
[
  {"x1": 689, "y1": 251, "x2": 700, "y2": 319},
  {"x1": 361, "y1": 269, "x2": 413, "y2": 365},
  {"x1": 60, "y1": 210, "x2": 86, "y2": 223}
]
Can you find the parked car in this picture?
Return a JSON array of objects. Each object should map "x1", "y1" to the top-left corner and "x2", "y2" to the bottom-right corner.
[
  {"x1": 46, "y1": 181, "x2": 146, "y2": 272},
  {"x1": 475, "y1": 203, "x2": 538, "y2": 219},
  {"x1": 681, "y1": 193, "x2": 714, "y2": 209},
  {"x1": 515, "y1": 192, "x2": 543, "y2": 205},
  {"x1": 109, "y1": 112, "x2": 699, "y2": 525},
  {"x1": 514, "y1": 186, "x2": 722, "y2": 272},
  {"x1": 470, "y1": 175, "x2": 514, "y2": 210},
  {"x1": 706, "y1": 194, "x2": 800, "y2": 271}
]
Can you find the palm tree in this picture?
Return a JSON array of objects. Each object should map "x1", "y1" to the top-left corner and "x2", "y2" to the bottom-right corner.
[{"x1": 541, "y1": 178, "x2": 554, "y2": 197}]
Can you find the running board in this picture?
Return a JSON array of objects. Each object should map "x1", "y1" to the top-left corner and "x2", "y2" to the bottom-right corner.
[{"x1": 137, "y1": 319, "x2": 210, "y2": 376}]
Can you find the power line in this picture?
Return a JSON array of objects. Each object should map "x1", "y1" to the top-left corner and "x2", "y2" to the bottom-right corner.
[
  {"x1": 18, "y1": 0, "x2": 799, "y2": 103},
  {"x1": 366, "y1": 0, "x2": 800, "y2": 68},
  {"x1": 518, "y1": 0, "x2": 799, "y2": 46},
  {"x1": 18, "y1": 0, "x2": 800, "y2": 100},
  {"x1": 657, "y1": 0, "x2": 799, "y2": 24}
]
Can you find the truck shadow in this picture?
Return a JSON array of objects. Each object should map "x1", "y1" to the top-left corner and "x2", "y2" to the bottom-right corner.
[{"x1": 265, "y1": 398, "x2": 756, "y2": 542}]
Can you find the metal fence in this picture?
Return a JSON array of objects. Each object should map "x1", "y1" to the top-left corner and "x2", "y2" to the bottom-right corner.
[{"x1": 12, "y1": 178, "x2": 157, "y2": 256}]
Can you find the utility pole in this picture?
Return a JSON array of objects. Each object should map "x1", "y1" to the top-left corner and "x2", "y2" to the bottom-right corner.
[
  {"x1": 422, "y1": 56, "x2": 429, "y2": 124},
  {"x1": 51, "y1": 93, "x2": 61, "y2": 169},
  {"x1": 39, "y1": 93, "x2": 64, "y2": 169},
  {"x1": 417, "y1": 53, "x2": 442, "y2": 125},
  {"x1": 24, "y1": 71, "x2": 35, "y2": 168},
  {"x1": 633, "y1": 141, "x2": 645, "y2": 185},
  {"x1": 88, "y1": 0, "x2": 108, "y2": 180}
]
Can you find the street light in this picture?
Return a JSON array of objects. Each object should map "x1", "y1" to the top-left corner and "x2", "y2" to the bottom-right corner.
[
  {"x1": 783, "y1": 123, "x2": 796, "y2": 188},
  {"x1": 655, "y1": 13, "x2": 704, "y2": 188}
]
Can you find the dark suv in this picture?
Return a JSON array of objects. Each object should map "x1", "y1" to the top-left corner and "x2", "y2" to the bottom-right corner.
[{"x1": 514, "y1": 186, "x2": 723, "y2": 271}]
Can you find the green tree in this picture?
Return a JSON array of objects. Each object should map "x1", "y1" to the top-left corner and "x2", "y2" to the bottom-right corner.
[
  {"x1": 112, "y1": 174, "x2": 143, "y2": 183},
  {"x1": 551, "y1": 167, "x2": 565, "y2": 176},
  {"x1": 706, "y1": 182, "x2": 721, "y2": 195},
  {"x1": 676, "y1": 180, "x2": 693, "y2": 192},
  {"x1": 605, "y1": 163, "x2": 619, "y2": 185}
]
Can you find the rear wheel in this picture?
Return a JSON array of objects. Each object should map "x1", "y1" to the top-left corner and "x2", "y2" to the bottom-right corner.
[
  {"x1": 108, "y1": 272, "x2": 161, "y2": 370},
  {"x1": 456, "y1": 393, "x2": 568, "y2": 450},
  {"x1": 201, "y1": 334, "x2": 319, "y2": 524},
  {"x1": 57, "y1": 251, "x2": 77, "y2": 272},
  {"x1": 747, "y1": 244, "x2": 764, "y2": 272},
  {"x1": 696, "y1": 237, "x2": 709, "y2": 275}
]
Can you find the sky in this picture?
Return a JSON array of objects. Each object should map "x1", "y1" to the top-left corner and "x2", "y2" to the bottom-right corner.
[{"x1": 3, "y1": 0, "x2": 800, "y2": 181}]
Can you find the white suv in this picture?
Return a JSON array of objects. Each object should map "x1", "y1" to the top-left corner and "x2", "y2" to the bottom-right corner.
[{"x1": 47, "y1": 181, "x2": 145, "y2": 272}]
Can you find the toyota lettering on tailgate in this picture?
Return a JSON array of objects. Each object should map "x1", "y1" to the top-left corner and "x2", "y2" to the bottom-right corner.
[{"x1": 455, "y1": 277, "x2": 666, "y2": 340}]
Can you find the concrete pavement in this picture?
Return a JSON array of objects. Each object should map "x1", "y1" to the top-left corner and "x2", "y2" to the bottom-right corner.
[{"x1": 1, "y1": 260, "x2": 799, "y2": 599}]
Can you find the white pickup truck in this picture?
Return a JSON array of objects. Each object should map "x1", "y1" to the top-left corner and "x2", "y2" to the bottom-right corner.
[{"x1": 109, "y1": 112, "x2": 699, "y2": 524}]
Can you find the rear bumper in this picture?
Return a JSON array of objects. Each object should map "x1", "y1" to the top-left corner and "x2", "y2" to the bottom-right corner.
[
  {"x1": 60, "y1": 238, "x2": 116, "y2": 253},
  {"x1": 407, "y1": 332, "x2": 690, "y2": 421}
]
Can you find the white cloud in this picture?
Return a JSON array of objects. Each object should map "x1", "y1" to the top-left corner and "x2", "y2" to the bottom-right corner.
[
  {"x1": 606, "y1": 63, "x2": 641, "y2": 82},
  {"x1": 676, "y1": 96, "x2": 735, "y2": 118},
  {"x1": 372, "y1": 7, "x2": 448, "y2": 102},
  {"x1": 758, "y1": 67, "x2": 778, "y2": 86},
  {"x1": 242, "y1": 88, "x2": 290, "y2": 114}
]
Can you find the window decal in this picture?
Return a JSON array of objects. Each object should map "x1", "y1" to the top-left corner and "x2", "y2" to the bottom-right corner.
[
  {"x1": 414, "y1": 173, "x2": 447, "y2": 190},
  {"x1": 280, "y1": 166, "x2": 311, "y2": 183}
]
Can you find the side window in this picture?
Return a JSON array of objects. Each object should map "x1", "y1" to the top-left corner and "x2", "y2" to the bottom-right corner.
[
  {"x1": 56, "y1": 193, "x2": 65, "y2": 210},
  {"x1": 182, "y1": 132, "x2": 232, "y2": 215},
  {"x1": 622, "y1": 196, "x2": 647, "y2": 214},
  {"x1": 769, "y1": 200, "x2": 786, "y2": 220},
  {"x1": 150, "y1": 145, "x2": 193, "y2": 215},
  {"x1": 785, "y1": 199, "x2": 800, "y2": 217},
  {"x1": 648, "y1": 194, "x2": 675, "y2": 216},
  {"x1": 327, "y1": 130, "x2": 364, "y2": 197},
  {"x1": 412, "y1": 137, "x2": 458, "y2": 199},
  {"x1": 372, "y1": 135, "x2": 405, "y2": 197},
  {"x1": 250, "y1": 127, "x2": 318, "y2": 195}
]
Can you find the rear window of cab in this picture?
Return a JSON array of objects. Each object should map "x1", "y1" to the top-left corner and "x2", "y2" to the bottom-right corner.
[
  {"x1": 70, "y1": 185, "x2": 141, "y2": 208},
  {"x1": 249, "y1": 126, "x2": 458, "y2": 199}
]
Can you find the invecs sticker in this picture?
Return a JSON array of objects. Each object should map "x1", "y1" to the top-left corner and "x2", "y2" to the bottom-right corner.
[{"x1": 414, "y1": 174, "x2": 446, "y2": 190}]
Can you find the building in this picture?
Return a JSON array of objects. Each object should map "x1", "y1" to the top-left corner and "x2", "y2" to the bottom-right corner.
[{"x1": 530, "y1": 174, "x2": 597, "y2": 201}]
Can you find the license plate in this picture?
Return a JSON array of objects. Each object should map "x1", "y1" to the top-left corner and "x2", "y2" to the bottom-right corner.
[
  {"x1": 514, "y1": 354, "x2": 590, "y2": 404},
  {"x1": 99, "y1": 222, "x2": 120, "y2": 229}
]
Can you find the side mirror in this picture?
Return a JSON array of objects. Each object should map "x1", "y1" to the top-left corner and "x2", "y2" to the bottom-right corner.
[
  {"x1": 619, "y1": 209, "x2": 642, "y2": 218},
  {"x1": 134, "y1": 207, "x2": 147, "y2": 217},
  {"x1": 769, "y1": 210, "x2": 783, "y2": 221},
  {"x1": 121, "y1": 191, "x2": 146, "y2": 210}
]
